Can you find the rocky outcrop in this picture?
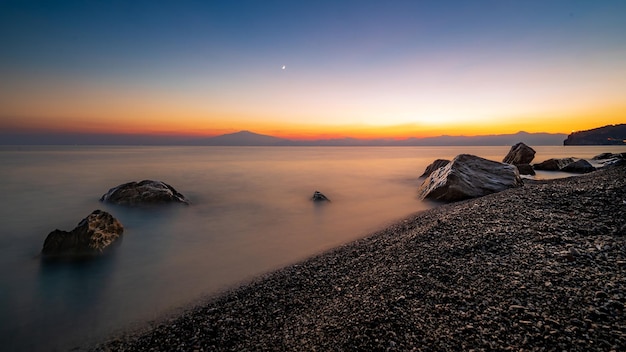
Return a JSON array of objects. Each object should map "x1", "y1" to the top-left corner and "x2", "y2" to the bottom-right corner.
[
  {"x1": 100, "y1": 180, "x2": 190, "y2": 205},
  {"x1": 418, "y1": 154, "x2": 523, "y2": 202},
  {"x1": 563, "y1": 124, "x2": 626, "y2": 145},
  {"x1": 515, "y1": 164, "x2": 535, "y2": 176},
  {"x1": 311, "y1": 191, "x2": 330, "y2": 202},
  {"x1": 533, "y1": 158, "x2": 575, "y2": 171},
  {"x1": 420, "y1": 159, "x2": 450, "y2": 178},
  {"x1": 42, "y1": 210, "x2": 123, "y2": 258},
  {"x1": 561, "y1": 159, "x2": 596, "y2": 174},
  {"x1": 503, "y1": 142, "x2": 536, "y2": 165}
]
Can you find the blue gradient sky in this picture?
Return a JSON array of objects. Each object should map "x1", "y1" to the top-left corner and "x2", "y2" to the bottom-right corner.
[{"x1": 1, "y1": 0, "x2": 625, "y2": 139}]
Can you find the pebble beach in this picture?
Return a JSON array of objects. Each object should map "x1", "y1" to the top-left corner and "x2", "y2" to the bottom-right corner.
[{"x1": 94, "y1": 164, "x2": 626, "y2": 351}]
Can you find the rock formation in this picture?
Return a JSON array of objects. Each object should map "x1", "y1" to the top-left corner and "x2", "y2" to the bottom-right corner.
[
  {"x1": 533, "y1": 158, "x2": 575, "y2": 171},
  {"x1": 420, "y1": 159, "x2": 450, "y2": 178},
  {"x1": 100, "y1": 180, "x2": 190, "y2": 205},
  {"x1": 42, "y1": 210, "x2": 123, "y2": 258},
  {"x1": 515, "y1": 164, "x2": 535, "y2": 176},
  {"x1": 311, "y1": 191, "x2": 330, "y2": 202},
  {"x1": 503, "y1": 142, "x2": 536, "y2": 165},
  {"x1": 418, "y1": 154, "x2": 523, "y2": 202},
  {"x1": 561, "y1": 159, "x2": 596, "y2": 174}
]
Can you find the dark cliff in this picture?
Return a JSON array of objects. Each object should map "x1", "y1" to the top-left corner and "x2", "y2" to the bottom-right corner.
[{"x1": 563, "y1": 124, "x2": 626, "y2": 145}]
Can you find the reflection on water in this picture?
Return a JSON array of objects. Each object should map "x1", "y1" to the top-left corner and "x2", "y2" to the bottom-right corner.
[{"x1": 0, "y1": 145, "x2": 625, "y2": 350}]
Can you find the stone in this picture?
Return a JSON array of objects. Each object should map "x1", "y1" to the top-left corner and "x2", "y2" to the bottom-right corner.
[
  {"x1": 100, "y1": 180, "x2": 190, "y2": 205},
  {"x1": 42, "y1": 210, "x2": 123, "y2": 258},
  {"x1": 515, "y1": 164, "x2": 535, "y2": 176},
  {"x1": 592, "y1": 153, "x2": 616, "y2": 160},
  {"x1": 311, "y1": 191, "x2": 330, "y2": 202},
  {"x1": 420, "y1": 159, "x2": 450, "y2": 178},
  {"x1": 417, "y1": 154, "x2": 523, "y2": 202},
  {"x1": 533, "y1": 158, "x2": 575, "y2": 171},
  {"x1": 561, "y1": 159, "x2": 596, "y2": 174},
  {"x1": 503, "y1": 142, "x2": 536, "y2": 165}
]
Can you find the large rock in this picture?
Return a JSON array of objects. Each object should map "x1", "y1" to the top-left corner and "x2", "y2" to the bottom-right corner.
[
  {"x1": 42, "y1": 210, "x2": 123, "y2": 258},
  {"x1": 418, "y1": 154, "x2": 523, "y2": 202},
  {"x1": 420, "y1": 159, "x2": 450, "y2": 178},
  {"x1": 100, "y1": 180, "x2": 190, "y2": 205},
  {"x1": 516, "y1": 164, "x2": 535, "y2": 176},
  {"x1": 503, "y1": 142, "x2": 536, "y2": 165},
  {"x1": 533, "y1": 158, "x2": 575, "y2": 171},
  {"x1": 561, "y1": 159, "x2": 596, "y2": 174}
]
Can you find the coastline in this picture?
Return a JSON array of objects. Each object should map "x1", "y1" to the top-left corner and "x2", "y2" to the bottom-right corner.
[{"x1": 93, "y1": 165, "x2": 626, "y2": 351}]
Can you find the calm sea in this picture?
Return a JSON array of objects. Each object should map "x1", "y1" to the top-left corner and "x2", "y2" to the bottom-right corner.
[{"x1": 1, "y1": 145, "x2": 624, "y2": 351}]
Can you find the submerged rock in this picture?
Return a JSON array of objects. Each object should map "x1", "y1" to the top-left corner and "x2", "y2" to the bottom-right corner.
[
  {"x1": 533, "y1": 157, "x2": 575, "y2": 171},
  {"x1": 561, "y1": 159, "x2": 596, "y2": 174},
  {"x1": 418, "y1": 154, "x2": 523, "y2": 202},
  {"x1": 100, "y1": 180, "x2": 190, "y2": 205},
  {"x1": 42, "y1": 210, "x2": 123, "y2": 258},
  {"x1": 311, "y1": 191, "x2": 330, "y2": 202},
  {"x1": 503, "y1": 142, "x2": 536, "y2": 165},
  {"x1": 420, "y1": 159, "x2": 450, "y2": 178}
]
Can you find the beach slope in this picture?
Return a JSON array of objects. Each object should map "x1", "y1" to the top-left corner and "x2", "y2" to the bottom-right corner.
[{"x1": 95, "y1": 165, "x2": 626, "y2": 351}]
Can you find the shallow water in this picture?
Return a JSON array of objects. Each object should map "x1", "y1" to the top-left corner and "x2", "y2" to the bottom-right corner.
[{"x1": 0, "y1": 145, "x2": 624, "y2": 351}]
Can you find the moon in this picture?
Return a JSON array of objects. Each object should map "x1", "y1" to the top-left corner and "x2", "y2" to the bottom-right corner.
[{"x1": 281, "y1": 65, "x2": 286, "y2": 70}]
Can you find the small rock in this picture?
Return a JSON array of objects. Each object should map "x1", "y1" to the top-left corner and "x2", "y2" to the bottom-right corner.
[
  {"x1": 311, "y1": 191, "x2": 330, "y2": 202},
  {"x1": 503, "y1": 142, "x2": 536, "y2": 165},
  {"x1": 561, "y1": 159, "x2": 596, "y2": 174}
]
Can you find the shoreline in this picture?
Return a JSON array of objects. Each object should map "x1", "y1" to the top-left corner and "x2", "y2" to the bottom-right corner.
[{"x1": 93, "y1": 165, "x2": 626, "y2": 351}]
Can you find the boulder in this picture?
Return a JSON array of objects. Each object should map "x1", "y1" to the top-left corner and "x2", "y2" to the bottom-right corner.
[
  {"x1": 533, "y1": 158, "x2": 575, "y2": 171},
  {"x1": 418, "y1": 154, "x2": 523, "y2": 202},
  {"x1": 42, "y1": 210, "x2": 123, "y2": 258},
  {"x1": 503, "y1": 142, "x2": 536, "y2": 165},
  {"x1": 592, "y1": 152, "x2": 616, "y2": 160},
  {"x1": 516, "y1": 164, "x2": 535, "y2": 176},
  {"x1": 561, "y1": 159, "x2": 596, "y2": 174},
  {"x1": 311, "y1": 191, "x2": 330, "y2": 202},
  {"x1": 100, "y1": 180, "x2": 190, "y2": 205},
  {"x1": 420, "y1": 159, "x2": 450, "y2": 178}
]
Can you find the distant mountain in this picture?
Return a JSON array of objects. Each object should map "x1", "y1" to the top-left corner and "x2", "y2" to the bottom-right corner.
[
  {"x1": 563, "y1": 124, "x2": 626, "y2": 145},
  {"x1": 190, "y1": 130, "x2": 566, "y2": 146},
  {"x1": 192, "y1": 130, "x2": 292, "y2": 146}
]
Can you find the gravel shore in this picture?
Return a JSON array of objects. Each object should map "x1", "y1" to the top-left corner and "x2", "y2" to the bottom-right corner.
[{"x1": 94, "y1": 165, "x2": 626, "y2": 351}]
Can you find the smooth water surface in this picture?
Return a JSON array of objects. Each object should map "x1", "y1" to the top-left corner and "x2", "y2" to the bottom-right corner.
[{"x1": 0, "y1": 145, "x2": 624, "y2": 351}]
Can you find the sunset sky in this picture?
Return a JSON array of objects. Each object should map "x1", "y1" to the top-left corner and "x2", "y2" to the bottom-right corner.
[{"x1": 1, "y1": 0, "x2": 625, "y2": 140}]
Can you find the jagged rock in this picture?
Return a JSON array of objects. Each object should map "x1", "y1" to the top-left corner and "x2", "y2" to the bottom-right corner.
[
  {"x1": 561, "y1": 159, "x2": 596, "y2": 174},
  {"x1": 420, "y1": 159, "x2": 450, "y2": 178},
  {"x1": 503, "y1": 142, "x2": 536, "y2": 165},
  {"x1": 516, "y1": 164, "x2": 535, "y2": 176},
  {"x1": 533, "y1": 158, "x2": 575, "y2": 171},
  {"x1": 418, "y1": 154, "x2": 523, "y2": 202},
  {"x1": 311, "y1": 191, "x2": 330, "y2": 202},
  {"x1": 42, "y1": 210, "x2": 123, "y2": 258},
  {"x1": 100, "y1": 180, "x2": 190, "y2": 205}
]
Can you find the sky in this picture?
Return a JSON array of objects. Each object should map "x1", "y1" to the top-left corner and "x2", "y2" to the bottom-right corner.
[{"x1": 1, "y1": 0, "x2": 625, "y2": 141}]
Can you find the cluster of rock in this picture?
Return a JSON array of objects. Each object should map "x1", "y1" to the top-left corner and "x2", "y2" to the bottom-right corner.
[
  {"x1": 417, "y1": 142, "x2": 624, "y2": 203},
  {"x1": 41, "y1": 180, "x2": 189, "y2": 260}
]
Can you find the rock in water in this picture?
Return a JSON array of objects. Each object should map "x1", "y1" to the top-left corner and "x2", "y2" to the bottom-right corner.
[
  {"x1": 418, "y1": 154, "x2": 523, "y2": 202},
  {"x1": 533, "y1": 157, "x2": 575, "y2": 171},
  {"x1": 311, "y1": 191, "x2": 330, "y2": 202},
  {"x1": 503, "y1": 142, "x2": 536, "y2": 165},
  {"x1": 561, "y1": 159, "x2": 596, "y2": 174},
  {"x1": 42, "y1": 210, "x2": 123, "y2": 258},
  {"x1": 100, "y1": 180, "x2": 190, "y2": 205},
  {"x1": 420, "y1": 159, "x2": 450, "y2": 178}
]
